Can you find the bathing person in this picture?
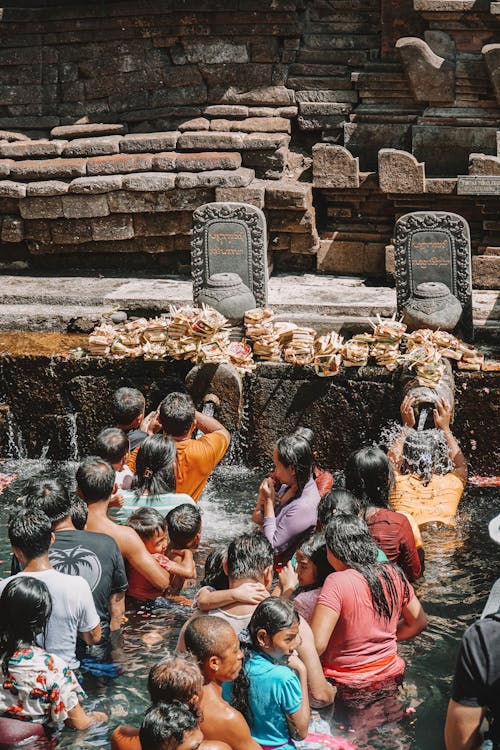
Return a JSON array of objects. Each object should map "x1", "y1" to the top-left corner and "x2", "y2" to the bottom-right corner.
[
  {"x1": 316, "y1": 488, "x2": 361, "y2": 531},
  {"x1": 311, "y1": 514, "x2": 428, "y2": 689},
  {"x1": 111, "y1": 654, "x2": 230, "y2": 750},
  {"x1": 158, "y1": 392, "x2": 230, "y2": 501},
  {"x1": 139, "y1": 703, "x2": 203, "y2": 750},
  {"x1": 0, "y1": 507, "x2": 101, "y2": 671},
  {"x1": 96, "y1": 427, "x2": 133, "y2": 489},
  {"x1": 23, "y1": 478, "x2": 128, "y2": 661},
  {"x1": 77, "y1": 456, "x2": 173, "y2": 595},
  {"x1": 228, "y1": 598, "x2": 310, "y2": 750},
  {"x1": 0, "y1": 577, "x2": 107, "y2": 729},
  {"x1": 344, "y1": 445, "x2": 422, "y2": 581},
  {"x1": 294, "y1": 426, "x2": 334, "y2": 497},
  {"x1": 112, "y1": 387, "x2": 148, "y2": 472},
  {"x1": 126, "y1": 507, "x2": 195, "y2": 602},
  {"x1": 252, "y1": 434, "x2": 321, "y2": 565},
  {"x1": 184, "y1": 615, "x2": 260, "y2": 750},
  {"x1": 388, "y1": 396, "x2": 467, "y2": 527},
  {"x1": 165, "y1": 503, "x2": 201, "y2": 594},
  {"x1": 279, "y1": 533, "x2": 333, "y2": 624},
  {"x1": 110, "y1": 434, "x2": 195, "y2": 523}
]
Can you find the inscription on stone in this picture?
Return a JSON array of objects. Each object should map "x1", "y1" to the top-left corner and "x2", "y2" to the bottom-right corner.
[
  {"x1": 192, "y1": 202, "x2": 268, "y2": 307},
  {"x1": 411, "y1": 231, "x2": 453, "y2": 290},
  {"x1": 457, "y1": 176, "x2": 500, "y2": 195}
]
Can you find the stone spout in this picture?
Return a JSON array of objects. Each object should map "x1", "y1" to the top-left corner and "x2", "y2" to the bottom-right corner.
[
  {"x1": 482, "y1": 44, "x2": 500, "y2": 104},
  {"x1": 399, "y1": 357, "x2": 455, "y2": 429},
  {"x1": 185, "y1": 362, "x2": 243, "y2": 431},
  {"x1": 396, "y1": 37, "x2": 455, "y2": 103}
]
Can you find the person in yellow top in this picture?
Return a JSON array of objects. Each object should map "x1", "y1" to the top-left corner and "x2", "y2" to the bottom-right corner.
[{"x1": 388, "y1": 395, "x2": 467, "y2": 527}]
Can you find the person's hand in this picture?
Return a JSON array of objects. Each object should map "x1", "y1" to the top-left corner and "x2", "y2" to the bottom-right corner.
[
  {"x1": 279, "y1": 562, "x2": 299, "y2": 596},
  {"x1": 87, "y1": 711, "x2": 108, "y2": 725},
  {"x1": 259, "y1": 477, "x2": 276, "y2": 503},
  {"x1": 433, "y1": 398, "x2": 452, "y2": 431},
  {"x1": 140, "y1": 409, "x2": 162, "y2": 435},
  {"x1": 400, "y1": 395, "x2": 416, "y2": 428},
  {"x1": 108, "y1": 493, "x2": 124, "y2": 508},
  {"x1": 287, "y1": 651, "x2": 306, "y2": 675},
  {"x1": 234, "y1": 581, "x2": 268, "y2": 605}
]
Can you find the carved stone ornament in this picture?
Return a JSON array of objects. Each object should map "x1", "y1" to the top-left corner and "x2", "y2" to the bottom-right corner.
[
  {"x1": 191, "y1": 202, "x2": 268, "y2": 308},
  {"x1": 394, "y1": 211, "x2": 473, "y2": 340},
  {"x1": 197, "y1": 273, "x2": 256, "y2": 323},
  {"x1": 402, "y1": 281, "x2": 463, "y2": 331}
]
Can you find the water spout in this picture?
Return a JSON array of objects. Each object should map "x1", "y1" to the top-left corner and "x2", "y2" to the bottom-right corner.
[{"x1": 417, "y1": 405, "x2": 430, "y2": 431}]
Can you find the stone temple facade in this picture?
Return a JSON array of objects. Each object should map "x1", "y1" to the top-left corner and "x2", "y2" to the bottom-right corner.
[{"x1": 0, "y1": 0, "x2": 498, "y2": 290}]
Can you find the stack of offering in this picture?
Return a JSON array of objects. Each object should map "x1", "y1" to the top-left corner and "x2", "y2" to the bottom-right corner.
[
  {"x1": 244, "y1": 308, "x2": 274, "y2": 340},
  {"x1": 401, "y1": 342, "x2": 445, "y2": 387},
  {"x1": 142, "y1": 317, "x2": 169, "y2": 360},
  {"x1": 226, "y1": 341, "x2": 255, "y2": 374},
  {"x1": 313, "y1": 332, "x2": 343, "y2": 376},
  {"x1": 370, "y1": 316, "x2": 407, "y2": 370},
  {"x1": 284, "y1": 327, "x2": 317, "y2": 365},
  {"x1": 88, "y1": 324, "x2": 117, "y2": 357},
  {"x1": 342, "y1": 333, "x2": 373, "y2": 367},
  {"x1": 457, "y1": 342, "x2": 484, "y2": 371},
  {"x1": 431, "y1": 330, "x2": 463, "y2": 361},
  {"x1": 253, "y1": 333, "x2": 282, "y2": 362}
]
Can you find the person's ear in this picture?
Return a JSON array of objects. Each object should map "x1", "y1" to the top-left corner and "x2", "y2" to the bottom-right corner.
[
  {"x1": 222, "y1": 559, "x2": 229, "y2": 576},
  {"x1": 263, "y1": 565, "x2": 274, "y2": 590},
  {"x1": 208, "y1": 654, "x2": 219, "y2": 673},
  {"x1": 189, "y1": 694, "x2": 200, "y2": 707},
  {"x1": 113, "y1": 483, "x2": 118, "y2": 496},
  {"x1": 190, "y1": 419, "x2": 197, "y2": 435},
  {"x1": 256, "y1": 628, "x2": 270, "y2": 649},
  {"x1": 49, "y1": 532, "x2": 55, "y2": 547}
]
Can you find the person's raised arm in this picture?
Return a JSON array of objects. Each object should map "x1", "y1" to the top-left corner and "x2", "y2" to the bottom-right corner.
[
  {"x1": 194, "y1": 396, "x2": 230, "y2": 443},
  {"x1": 433, "y1": 399, "x2": 468, "y2": 483},
  {"x1": 297, "y1": 616, "x2": 336, "y2": 707},
  {"x1": 286, "y1": 653, "x2": 311, "y2": 740},
  {"x1": 252, "y1": 478, "x2": 275, "y2": 526},
  {"x1": 444, "y1": 699, "x2": 484, "y2": 750},
  {"x1": 398, "y1": 515, "x2": 422, "y2": 581},
  {"x1": 388, "y1": 395, "x2": 415, "y2": 470},
  {"x1": 196, "y1": 582, "x2": 268, "y2": 612},
  {"x1": 165, "y1": 549, "x2": 196, "y2": 580},
  {"x1": 396, "y1": 594, "x2": 428, "y2": 641},
  {"x1": 310, "y1": 603, "x2": 339, "y2": 657},
  {"x1": 124, "y1": 528, "x2": 171, "y2": 591}
]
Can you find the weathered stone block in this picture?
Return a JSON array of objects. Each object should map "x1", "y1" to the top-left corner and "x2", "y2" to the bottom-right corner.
[
  {"x1": 121, "y1": 173, "x2": 176, "y2": 191},
  {"x1": 268, "y1": 210, "x2": 315, "y2": 233},
  {"x1": 184, "y1": 40, "x2": 249, "y2": 64},
  {"x1": 68, "y1": 175, "x2": 123, "y2": 194},
  {"x1": 175, "y1": 152, "x2": 241, "y2": 172},
  {"x1": 313, "y1": 144, "x2": 360, "y2": 188},
  {"x1": 26, "y1": 180, "x2": 70, "y2": 196},
  {"x1": 0, "y1": 180, "x2": 26, "y2": 198},
  {"x1": 0, "y1": 140, "x2": 67, "y2": 159},
  {"x1": 289, "y1": 233, "x2": 319, "y2": 254},
  {"x1": 175, "y1": 168, "x2": 254, "y2": 189},
  {"x1": 106, "y1": 191, "x2": 159, "y2": 214},
  {"x1": 241, "y1": 148, "x2": 286, "y2": 179},
  {"x1": 10, "y1": 158, "x2": 87, "y2": 180},
  {"x1": 211, "y1": 117, "x2": 291, "y2": 133},
  {"x1": 0, "y1": 160, "x2": 13, "y2": 177},
  {"x1": 265, "y1": 181, "x2": 313, "y2": 210},
  {"x1": 91, "y1": 215, "x2": 134, "y2": 242},
  {"x1": 204, "y1": 105, "x2": 249, "y2": 117},
  {"x1": 317, "y1": 239, "x2": 365, "y2": 273},
  {"x1": 241, "y1": 133, "x2": 290, "y2": 150},
  {"x1": 396, "y1": 37, "x2": 455, "y2": 103},
  {"x1": 51, "y1": 219, "x2": 93, "y2": 245},
  {"x1": 217, "y1": 85, "x2": 295, "y2": 106},
  {"x1": 50, "y1": 123, "x2": 126, "y2": 140},
  {"x1": 62, "y1": 194, "x2": 110, "y2": 219},
  {"x1": 412, "y1": 126, "x2": 497, "y2": 177},
  {"x1": 120, "y1": 132, "x2": 179, "y2": 153},
  {"x1": 86, "y1": 153, "x2": 153, "y2": 176},
  {"x1": 0, "y1": 131, "x2": 29, "y2": 143},
  {"x1": 23, "y1": 220, "x2": 52, "y2": 242},
  {"x1": 345, "y1": 123, "x2": 412, "y2": 172},
  {"x1": 299, "y1": 102, "x2": 352, "y2": 115},
  {"x1": 63, "y1": 135, "x2": 122, "y2": 158},
  {"x1": 378, "y1": 149, "x2": 425, "y2": 193},
  {"x1": 133, "y1": 213, "x2": 192, "y2": 237},
  {"x1": 472, "y1": 255, "x2": 500, "y2": 288},
  {"x1": 482, "y1": 44, "x2": 500, "y2": 105},
  {"x1": 177, "y1": 131, "x2": 244, "y2": 150},
  {"x1": 20, "y1": 196, "x2": 63, "y2": 219},
  {"x1": 151, "y1": 153, "x2": 177, "y2": 171},
  {"x1": 178, "y1": 118, "x2": 210, "y2": 132},
  {"x1": 1, "y1": 216, "x2": 24, "y2": 243},
  {"x1": 363, "y1": 243, "x2": 386, "y2": 274},
  {"x1": 297, "y1": 114, "x2": 345, "y2": 131},
  {"x1": 215, "y1": 181, "x2": 266, "y2": 208},
  {"x1": 469, "y1": 153, "x2": 500, "y2": 175}
]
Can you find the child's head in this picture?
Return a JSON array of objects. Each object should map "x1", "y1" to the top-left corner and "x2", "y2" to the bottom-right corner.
[
  {"x1": 0, "y1": 577, "x2": 52, "y2": 663},
  {"x1": 95, "y1": 427, "x2": 129, "y2": 469},
  {"x1": 128, "y1": 507, "x2": 167, "y2": 555},
  {"x1": 166, "y1": 504, "x2": 201, "y2": 550},
  {"x1": 317, "y1": 488, "x2": 361, "y2": 530},
  {"x1": 139, "y1": 702, "x2": 203, "y2": 750},
  {"x1": 226, "y1": 532, "x2": 273, "y2": 586},
  {"x1": 248, "y1": 597, "x2": 300, "y2": 663},
  {"x1": 200, "y1": 545, "x2": 228, "y2": 590},
  {"x1": 296, "y1": 533, "x2": 332, "y2": 589},
  {"x1": 148, "y1": 654, "x2": 203, "y2": 708}
]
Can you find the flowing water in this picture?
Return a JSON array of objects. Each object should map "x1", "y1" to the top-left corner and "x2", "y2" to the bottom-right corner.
[{"x1": 0, "y1": 459, "x2": 499, "y2": 750}]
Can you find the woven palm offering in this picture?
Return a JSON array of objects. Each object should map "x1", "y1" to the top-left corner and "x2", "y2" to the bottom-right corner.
[
  {"x1": 244, "y1": 307, "x2": 275, "y2": 341},
  {"x1": 457, "y1": 342, "x2": 484, "y2": 371},
  {"x1": 225, "y1": 341, "x2": 255, "y2": 375},
  {"x1": 430, "y1": 330, "x2": 462, "y2": 360},
  {"x1": 252, "y1": 332, "x2": 282, "y2": 362},
  {"x1": 88, "y1": 324, "x2": 117, "y2": 356},
  {"x1": 284, "y1": 326, "x2": 317, "y2": 365},
  {"x1": 369, "y1": 315, "x2": 407, "y2": 370},
  {"x1": 313, "y1": 332, "x2": 343, "y2": 376},
  {"x1": 399, "y1": 342, "x2": 445, "y2": 387},
  {"x1": 342, "y1": 334, "x2": 372, "y2": 367}
]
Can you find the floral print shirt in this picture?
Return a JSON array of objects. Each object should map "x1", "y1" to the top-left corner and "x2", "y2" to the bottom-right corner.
[{"x1": 0, "y1": 645, "x2": 85, "y2": 725}]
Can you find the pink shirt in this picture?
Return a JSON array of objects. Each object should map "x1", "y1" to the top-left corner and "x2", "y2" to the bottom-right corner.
[{"x1": 317, "y1": 567, "x2": 413, "y2": 686}]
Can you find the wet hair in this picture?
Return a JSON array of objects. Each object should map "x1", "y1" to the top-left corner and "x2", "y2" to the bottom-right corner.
[
  {"x1": 226, "y1": 532, "x2": 273, "y2": 582},
  {"x1": 233, "y1": 598, "x2": 299, "y2": 722},
  {"x1": 76, "y1": 456, "x2": 116, "y2": 503},
  {"x1": 70, "y1": 497, "x2": 88, "y2": 530},
  {"x1": 95, "y1": 427, "x2": 129, "y2": 465},
  {"x1": 298, "y1": 533, "x2": 333, "y2": 587},
  {"x1": 8, "y1": 507, "x2": 52, "y2": 560},
  {"x1": 112, "y1": 387, "x2": 145, "y2": 427},
  {"x1": 324, "y1": 514, "x2": 408, "y2": 621},
  {"x1": 0, "y1": 577, "x2": 52, "y2": 675},
  {"x1": 148, "y1": 654, "x2": 203, "y2": 707},
  {"x1": 317, "y1": 488, "x2": 361, "y2": 529},
  {"x1": 159, "y1": 392, "x2": 196, "y2": 438},
  {"x1": 134, "y1": 434, "x2": 176, "y2": 497},
  {"x1": 402, "y1": 428, "x2": 451, "y2": 486},
  {"x1": 275, "y1": 434, "x2": 313, "y2": 497},
  {"x1": 294, "y1": 427, "x2": 315, "y2": 447},
  {"x1": 139, "y1": 702, "x2": 199, "y2": 750},
  {"x1": 344, "y1": 446, "x2": 393, "y2": 510},
  {"x1": 185, "y1": 615, "x2": 235, "y2": 663},
  {"x1": 128, "y1": 507, "x2": 167, "y2": 541},
  {"x1": 200, "y1": 545, "x2": 228, "y2": 590},
  {"x1": 23, "y1": 478, "x2": 72, "y2": 524},
  {"x1": 166, "y1": 504, "x2": 201, "y2": 548}
]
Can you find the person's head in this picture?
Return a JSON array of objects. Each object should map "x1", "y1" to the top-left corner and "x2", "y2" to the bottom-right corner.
[
  {"x1": 294, "y1": 427, "x2": 315, "y2": 449},
  {"x1": 248, "y1": 597, "x2": 300, "y2": 663},
  {"x1": 128, "y1": 507, "x2": 167, "y2": 555},
  {"x1": 273, "y1": 435, "x2": 313, "y2": 496},
  {"x1": 184, "y1": 615, "x2": 243, "y2": 683},
  {"x1": 296, "y1": 533, "x2": 332, "y2": 589},
  {"x1": 70, "y1": 497, "x2": 88, "y2": 530},
  {"x1": 159, "y1": 393, "x2": 196, "y2": 439},
  {"x1": 401, "y1": 428, "x2": 450, "y2": 485},
  {"x1": 200, "y1": 545, "x2": 228, "y2": 590},
  {"x1": 226, "y1": 532, "x2": 273, "y2": 588},
  {"x1": 148, "y1": 654, "x2": 203, "y2": 707},
  {"x1": 344, "y1": 446, "x2": 393, "y2": 510},
  {"x1": 95, "y1": 427, "x2": 130, "y2": 469},
  {"x1": 76, "y1": 456, "x2": 116, "y2": 504},
  {"x1": 139, "y1": 702, "x2": 203, "y2": 750},
  {"x1": 134, "y1": 434, "x2": 176, "y2": 497},
  {"x1": 23, "y1": 478, "x2": 72, "y2": 526},
  {"x1": 317, "y1": 488, "x2": 361, "y2": 530},
  {"x1": 166, "y1": 505, "x2": 201, "y2": 550},
  {"x1": 8, "y1": 507, "x2": 53, "y2": 564},
  {"x1": 0, "y1": 577, "x2": 52, "y2": 669},
  {"x1": 112, "y1": 387, "x2": 145, "y2": 430}
]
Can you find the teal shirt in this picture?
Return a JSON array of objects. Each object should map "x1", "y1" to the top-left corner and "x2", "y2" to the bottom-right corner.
[{"x1": 109, "y1": 490, "x2": 195, "y2": 523}]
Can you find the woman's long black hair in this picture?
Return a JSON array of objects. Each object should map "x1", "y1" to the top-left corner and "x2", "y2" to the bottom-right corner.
[
  {"x1": 133, "y1": 434, "x2": 176, "y2": 498},
  {"x1": 325, "y1": 514, "x2": 409, "y2": 621},
  {"x1": 298, "y1": 533, "x2": 333, "y2": 590},
  {"x1": 276, "y1": 435, "x2": 314, "y2": 498},
  {"x1": 344, "y1": 445, "x2": 394, "y2": 511},
  {"x1": 232, "y1": 598, "x2": 299, "y2": 724},
  {"x1": 0, "y1": 577, "x2": 52, "y2": 675}
]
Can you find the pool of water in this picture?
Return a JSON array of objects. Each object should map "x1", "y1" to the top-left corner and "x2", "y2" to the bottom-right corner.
[{"x1": 0, "y1": 459, "x2": 499, "y2": 750}]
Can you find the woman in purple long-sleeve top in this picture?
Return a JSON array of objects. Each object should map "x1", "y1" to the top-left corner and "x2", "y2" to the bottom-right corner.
[{"x1": 252, "y1": 435, "x2": 320, "y2": 566}]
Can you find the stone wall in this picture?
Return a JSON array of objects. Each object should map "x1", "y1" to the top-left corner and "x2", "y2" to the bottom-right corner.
[{"x1": 0, "y1": 0, "x2": 498, "y2": 286}]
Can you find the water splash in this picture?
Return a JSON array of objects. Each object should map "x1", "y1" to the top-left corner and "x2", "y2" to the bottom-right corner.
[
  {"x1": 224, "y1": 394, "x2": 251, "y2": 467},
  {"x1": 417, "y1": 406, "x2": 429, "y2": 432},
  {"x1": 5, "y1": 411, "x2": 27, "y2": 460},
  {"x1": 379, "y1": 422, "x2": 453, "y2": 475},
  {"x1": 194, "y1": 400, "x2": 215, "y2": 441},
  {"x1": 65, "y1": 413, "x2": 79, "y2": 461}
]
